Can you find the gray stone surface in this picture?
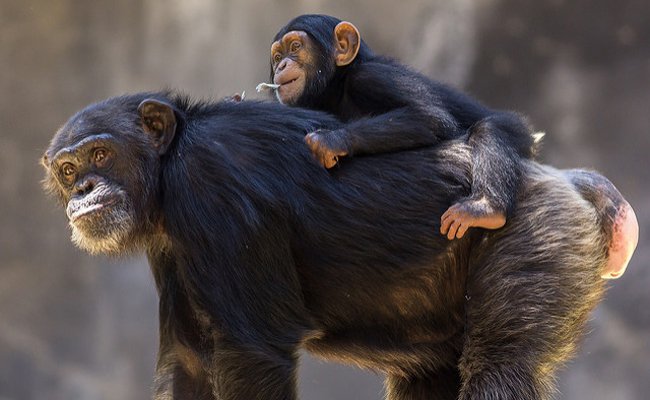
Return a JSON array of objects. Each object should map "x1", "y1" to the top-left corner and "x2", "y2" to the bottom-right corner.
[{"x1": 0, "y1": 1, "x2": 647, "y2": 399}]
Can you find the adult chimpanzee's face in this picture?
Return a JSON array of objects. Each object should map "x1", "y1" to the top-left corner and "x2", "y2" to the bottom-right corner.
[
  {"x1": 43, "y1": 132, "x2": 141, "y2": 254},
  {"x1": 42, "y1": 98, "x2": 177, "y2": 254}
]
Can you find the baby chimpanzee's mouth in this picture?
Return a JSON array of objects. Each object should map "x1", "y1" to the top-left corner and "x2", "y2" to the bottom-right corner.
[
  {"x1": 282, "y1": 77, "x2": 299, "y2": 86},
  {"x1": 275, "y1": 73, "x2": 301, "y2": 87}
]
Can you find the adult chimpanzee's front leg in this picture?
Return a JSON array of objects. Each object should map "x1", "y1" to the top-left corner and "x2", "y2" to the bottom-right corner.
[
  {"x1": 208, "y1": 339, "x2": 299, "y2": 400},
  {"x1": 152, "y1": 284, "x2": 300, "y2": 400},
  {"x1": 150, "y1": 253, "x2": 217, "y2": 400},
  {"x1": 153, "y1": 299, "x2": 215, "y2": 399},
  {"x1": 152, "y1": 347, "x2": 176, "y2": 400},
  {"x1": 153, "y1": 347, "x2": 214, "y2": 400},
  {"x1": 385, "y1": 367, "x2": 461, "y2": 400}
]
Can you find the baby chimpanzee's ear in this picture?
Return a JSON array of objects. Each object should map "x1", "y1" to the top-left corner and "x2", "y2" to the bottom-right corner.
[
  {"x1": 138, "y1": 99, "x2": 178, "y2": 155},
  {"x1": 334, "y1": 21, "x2": 361, "y2": 67}
]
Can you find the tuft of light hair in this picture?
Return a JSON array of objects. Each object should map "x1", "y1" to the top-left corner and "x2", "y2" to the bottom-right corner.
[{"x1": 69, "y1": 208, "x2": 136, "y2": 255}]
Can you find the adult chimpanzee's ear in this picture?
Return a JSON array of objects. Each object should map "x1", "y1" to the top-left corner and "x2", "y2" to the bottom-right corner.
[
  {"x1": 138, "y1": 99, "x2": 177, "y2": 155},
  {"x1": 334, "y1": 21, "x2": 361, "y2": 67},
  {"x1": 40, "y1": 153, "x2": 50, "y2": 169}
]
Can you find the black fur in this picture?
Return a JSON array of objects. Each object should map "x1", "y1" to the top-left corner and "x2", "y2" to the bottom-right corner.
[
  {"x1": 273, "y1": 14, "x2": 536, "y2": 217},
  {"x1": 43, "y1": 93, "x2": 626, "y2": 400}
]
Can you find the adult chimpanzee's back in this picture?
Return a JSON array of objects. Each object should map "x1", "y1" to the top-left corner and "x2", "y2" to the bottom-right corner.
[{"x1": 42, "y1": 93, "x2": 638, "y2": 400}]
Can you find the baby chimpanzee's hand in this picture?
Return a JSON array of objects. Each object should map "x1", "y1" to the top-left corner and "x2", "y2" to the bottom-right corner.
[{"x1": 304, "y1": 130, "x2": 349, "y2": 169}]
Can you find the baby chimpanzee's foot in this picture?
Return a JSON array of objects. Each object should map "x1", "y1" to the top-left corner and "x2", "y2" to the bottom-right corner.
[
  {"x1": 305, "y1": 130, "x2": 349, "y2": 169},
  {"x1": 440, "y1": 198, "x2": 506, "y2": 240}
]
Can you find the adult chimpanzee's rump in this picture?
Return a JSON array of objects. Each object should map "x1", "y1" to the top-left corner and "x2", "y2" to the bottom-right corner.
[{"x1": 42, "y1": 92, "x2": 637, "y2": 400}]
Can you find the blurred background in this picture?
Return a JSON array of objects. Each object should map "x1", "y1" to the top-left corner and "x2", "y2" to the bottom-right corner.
[{"x1": 0, "y1": 0, "x2": 648, "y2": 399}]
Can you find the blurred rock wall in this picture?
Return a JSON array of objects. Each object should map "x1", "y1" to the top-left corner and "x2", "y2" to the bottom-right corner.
[{"x1": 0, "y1": 1, "x2": 648, "y2": 399}]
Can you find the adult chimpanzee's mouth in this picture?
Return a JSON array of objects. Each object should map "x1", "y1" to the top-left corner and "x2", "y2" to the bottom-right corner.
[{"x1": 67, "y1": 197, "x2": 119, "y2": 222}]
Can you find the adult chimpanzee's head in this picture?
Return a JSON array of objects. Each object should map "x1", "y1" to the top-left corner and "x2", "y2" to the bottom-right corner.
[
  {"x1": 270, "y1": 14, "x2": 372, "y2": 107},
  {"x1": 41, "y1": 95, "x2": 178, "y2": 254}
]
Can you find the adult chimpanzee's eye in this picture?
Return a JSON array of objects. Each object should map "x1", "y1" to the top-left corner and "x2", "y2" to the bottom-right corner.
[
  {"x1": 273, "y1": 53, "x2": 282, "y2": 64},
  {"x1": 290, "y1": 41, "x2": 301, "y2": 52},
  {"x1": 61, "y1": 162, "x2": 76, "y2": 178},
  {"x1": 94, "y1": 148, "x2": 107, "y2": 164}
]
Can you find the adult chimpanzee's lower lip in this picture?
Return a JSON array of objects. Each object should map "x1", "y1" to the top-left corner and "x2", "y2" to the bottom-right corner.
[{"x1": 68, "y1": 198, "x2": 118, "y2": 222}]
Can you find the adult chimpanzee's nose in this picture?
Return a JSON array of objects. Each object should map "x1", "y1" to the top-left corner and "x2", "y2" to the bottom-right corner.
[{"x1": 74, "y1": 176, "x2": 98, "y2": 196}]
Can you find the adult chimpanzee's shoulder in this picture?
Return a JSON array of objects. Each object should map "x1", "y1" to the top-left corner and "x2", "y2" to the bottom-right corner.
[{"x1": 159, "y1": 97, "x2": 336, "y2": 189}]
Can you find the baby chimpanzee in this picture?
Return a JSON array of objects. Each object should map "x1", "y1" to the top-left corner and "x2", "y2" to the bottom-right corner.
[{"x1": 263, "y1": 14, "x2": 538, "y2": 239}]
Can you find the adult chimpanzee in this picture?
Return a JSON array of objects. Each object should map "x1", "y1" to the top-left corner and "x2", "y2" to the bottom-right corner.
[
  {"x1": 42, "y1": 92, "x2": 637, "y2": 400},
  {"x1": 265, "y1": 14, "x2": 537, "y2": 240}
]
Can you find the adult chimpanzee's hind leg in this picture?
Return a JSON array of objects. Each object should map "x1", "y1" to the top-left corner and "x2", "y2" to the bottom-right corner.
[
  {"x1": 385, "y1": 368, "x2": 460, "y2": 400},
  {"x1": 208, "y1": 340, "x2": 299, "y2": 400},
  {"x1": 459, "y1": 267, "x2": 577, "y2": 400},
  {"x1": 457, "y1": 173, "x2": 606, "y2": 400}
]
